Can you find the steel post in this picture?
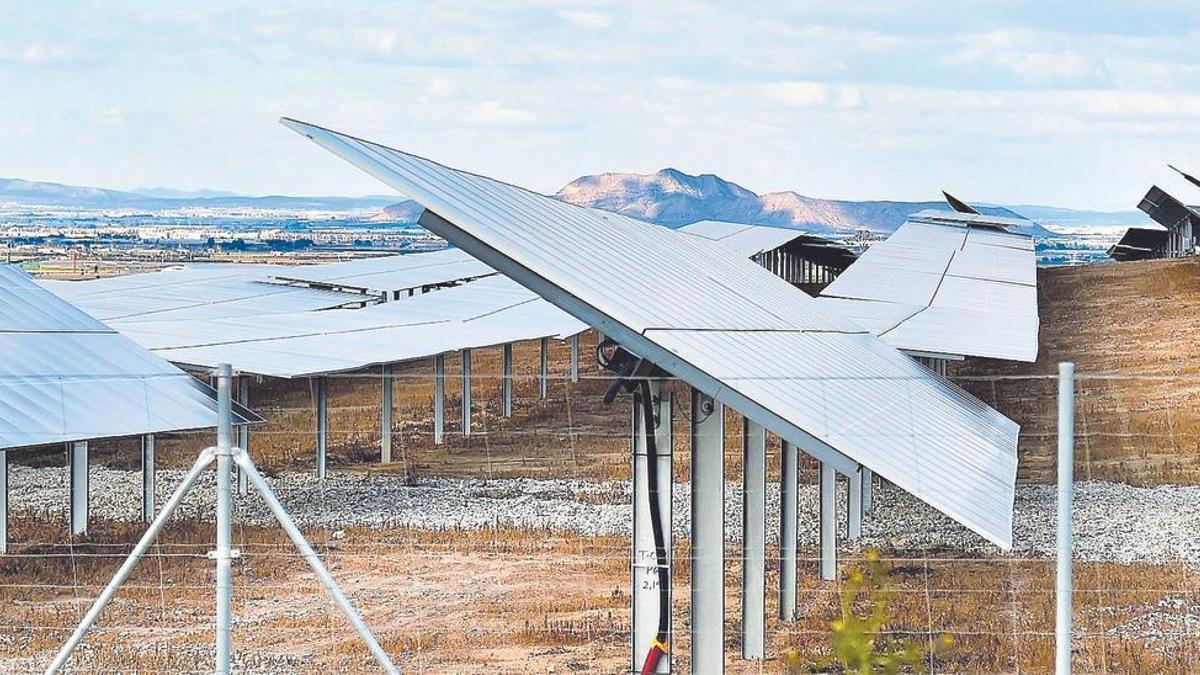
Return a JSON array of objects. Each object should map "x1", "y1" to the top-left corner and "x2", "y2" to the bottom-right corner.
[
  {"x1": 461, "y1": 348, "x2": 472, "y2": 437},
  {"x1": 214, "y1": 364, "x2": 234, "y2": 674},
  {"x1": 570, "y1": 334, "x2": 580, "y2": 383},
  {"x1": 539, "y1": 337, "x2": 549, "y2": 399},
  {"x1": 741, "y1": 417, "x2": 766, "y2": 659},
  {"x1": 0, "y1": 450, "x2": 6, "y2": 555},
  {"x1": 69, "y1": 441, "x2": 88, "y2": 536},
  {"x1": 819, "y1": 462, "x2": 837, "y2": 581},
  {"x1": 380, "y1": 364, "x2": 394, "y2": 463},
  {"x1": 1056, "y1": 362, "x2": 1075, "y2": 675},
  {"x1": 690, "y1": 388, "x2": 724, "y2": 673},
  {"x1": 631, "y1": 380, "x2": 672, "y2": 674},
  {"x1": 847, "y1": 467, "x2": 863, "y2": 540},
  {"x1": 315, "y1": 376, "x2": 328, "y2": 479},
  {"x1": 779, "y1": 440, "x2": 798, "y2": 621},
  {"x1": 236, "y1": 377, "x2": 249, "y2": 495},
  {"x1": 502, "y1": 343, "x2": 513, "y2": 418},
  {"x1": 433, "y1": 354, "x2": 445, "y2": 444},
  {"x1": 861, "y1": 466, "x2": 873, "y2": 515},
  {"x1": 141, "y1": 434, "x2": 155, "y2": 523}
]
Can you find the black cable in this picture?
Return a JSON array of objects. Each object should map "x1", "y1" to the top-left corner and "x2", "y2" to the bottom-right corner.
[{"x1": 638, "y1": 379, "x2": 670, "y2": 647}]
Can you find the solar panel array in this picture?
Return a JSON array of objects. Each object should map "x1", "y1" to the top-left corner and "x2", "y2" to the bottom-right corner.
[
  {"x1": 0, "y1": 265, "x2": 258, "y2": 451},
  {"x1": 284, "y1": 118, "x2": 1020, "y2": 548},
  {"x1": 818, "y1": 211, "x2": 1039, "y2": 362}
]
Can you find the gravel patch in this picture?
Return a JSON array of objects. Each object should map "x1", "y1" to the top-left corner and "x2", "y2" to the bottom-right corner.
[{"x1": 8, "y1": 465, "x2": 1200, "y2": 566}]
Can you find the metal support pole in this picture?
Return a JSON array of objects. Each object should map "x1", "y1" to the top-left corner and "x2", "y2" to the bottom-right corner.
[
  {"x1": 232, "y1": 447, "x2": 399, "y2": 674},
  {"x1": 433, "y1": 354, "x2": 445, "y2": 444},
  {"x1": 861, "y1": 466, "x2": 873, "y2": 515},
  {"x1": 1056, "y1": 362, "x2": 1075, "y2": 675},
  {"x1": 380, "y1": 364, "x2": 393, "y2": 463},
  {"x1": 69, "y1": 441, "x2": 88, "y2": 536},
  {"x1": 501, "y1": 343, "x2": 513, "y2": 418},
  {"x1": 315, "y1": 376, "x2": 328, "y2": 480},
  {"x1": 741, "y1": 417, "x2": 766, "y2": 660},
  {"x1": 779, "y1": 439, "x2": 798, "y2": 621},
  {"x1": 632, "y1": 380, "x2": 672, "y2": 675},
  {"x1": 819, "y1": 462, "x2": 837, "y2": 581},
  {"x1": 214, "y1": 364, "x2": 234, "y2": 674},
  {"x1": 0, "y1": 449, "x2": 7, "y2": 555},
  {"x1": 539, "y1": 337, "x2": 549, "y2": 399},
  {"x1": 45, "y1": 447, "x2": 218, "y2": 675},
  {"x1": 461, "y1": 348, "x2": 472, "y2": 437},
  {"x1": 847, "y1": 466, "x2": 863, "y2": 540},
  {"x1": 570, "y1": 334, "x2": 580, "y2": 383},
  {"x1": 141, "y1": 434, "x2": 155, "y2": 523},
  {"x1": 236, "y1": 377, "x2": 249, "y2": 496},
  {"x1": 690, "y1": 388, "x2": 724, "y2": 673}
]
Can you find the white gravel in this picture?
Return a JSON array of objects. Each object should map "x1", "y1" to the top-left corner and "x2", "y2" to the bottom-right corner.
[{"x1": 8, "y1": 464, "x2": 1200, "y2": 566}]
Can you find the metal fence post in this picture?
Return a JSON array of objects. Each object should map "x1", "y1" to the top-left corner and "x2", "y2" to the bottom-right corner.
[
  {"x1": 214, "y1": 364, "x2": 234, "y2": 674},
  {"x1": 1056, "y1": 362, "x2": 1075, "y2": 675}
]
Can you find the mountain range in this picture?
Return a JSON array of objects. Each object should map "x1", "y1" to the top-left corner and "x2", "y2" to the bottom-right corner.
[{"x1": 2, "y1": 172, "x2": 1148, "y2": 235}]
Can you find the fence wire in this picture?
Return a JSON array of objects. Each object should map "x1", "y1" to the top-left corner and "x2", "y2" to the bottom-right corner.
[{"x1": 2, "y1": 330, "x2": 1197, "y2": 673}]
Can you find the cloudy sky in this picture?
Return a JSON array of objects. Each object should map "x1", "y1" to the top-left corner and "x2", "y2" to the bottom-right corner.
[{"x1": 1, "y1": 1, "x2": 1198, "y2": 209}]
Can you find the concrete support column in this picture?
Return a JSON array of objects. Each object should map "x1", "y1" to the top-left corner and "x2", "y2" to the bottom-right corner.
[
  {"x1": 69, "y1": 441, "x2": 88, "y2": 535},
  {"x1": 779, "y1": 439, "x2": 798, "y2": 621},
  {"x1": 433, "y1": 354, "x2": 445, "y2": 444},
  {"x1": 690, "y1": 389, "x2": 725, "y2": 673},
  {"x1": 141, "y1": 434, "x2": 155, "y2": 523},
  {"x1": 632, "y1": 380, "x2": 673, "y2": 674},
  {"x1": 819, "y1": 462, "x2": 837, "y2": 581},
  {"x1": 501, "y1": 343, "x2": 513, "y2": 418},
  {"x1": 847, "y1": 467, "x2": 864, "y2": 540},
  {"x1": 380, "y1": 364, "x2": 394, "y2": 463},
  {"x1": 461, "y1": 349, "x2": 473, "y2": 437},
  {"x1": 539, "y1": 337, "x2": 549, "y2": 400},
  {"x1": 741, "y1": 417, "x2": 766, "y2": 660},
  {"x1": 570, "y1": 334, "x2": 580, "y2": 383},
  {"x1": 315, "y1": 376, "x2": 328, "y2": 480}
]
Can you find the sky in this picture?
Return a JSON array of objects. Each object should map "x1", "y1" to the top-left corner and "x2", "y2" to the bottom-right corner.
[{"x1": 1, "y1": 1, "x2": 1199, "y2": 210}]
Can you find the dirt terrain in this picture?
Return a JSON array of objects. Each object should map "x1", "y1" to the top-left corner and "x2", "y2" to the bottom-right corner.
[{"x1": 955, "y1": 258, "x2": 1200, "y2": 485}]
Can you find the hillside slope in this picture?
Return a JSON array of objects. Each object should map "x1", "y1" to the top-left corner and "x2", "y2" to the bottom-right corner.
[
  {"x1": 955, "y1": 258, "x2": 1200, "y2": 485},
  {"x1": 555, "y1": 167, "x2": 1024, "y2": 233}
]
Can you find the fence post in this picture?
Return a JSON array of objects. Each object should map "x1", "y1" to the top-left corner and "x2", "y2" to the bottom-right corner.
[{"x1": 1056, "y1": 362, "x2": 1075, "y2": 675}]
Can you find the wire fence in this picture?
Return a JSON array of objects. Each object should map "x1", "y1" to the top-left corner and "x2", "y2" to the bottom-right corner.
[{"x1": 2, "y1": 330, "x2": 1198, "y2": 673}]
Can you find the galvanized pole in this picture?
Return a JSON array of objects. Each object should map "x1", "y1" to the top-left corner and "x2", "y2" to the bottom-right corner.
[
  {"x1": 689, "y1": 388, "x2": 724, "y2": 673},
  {"x1": 819, "y1": 462, "x2": 837, "y2": 581},
  {"x1": 461, "y1": 348, "x2": 472, "y2": 437},
  {"x1": 433, "y1": 354, "x2": 445, "y2": 444},
  {"x1": 501, "y1": 343, "x2": 513, "y2": 418},
  {"x1": 380, "y1": 364, "x2": 393, "y2": 463},
  {"x1": 69, "y1": 441, "x2": 88, "y2": 536},
  {"x1": 214, "y1": 364, "x2": 234, "y2": 674},
  {"x1": 778, "y1": 439, "x2": 797, "y2": 620},
  {"x1": 236, "y1": 377, "x2": 250, "y2": 496},
  {"x1": 1056, "y1": 362, "x2": 1075, "y2": 675},
  {"x1": 141, "y1": 434, "x2": 155, "y2": 523},
  {"x1": 631, "y1": 380, "x2": 673, "y2": 674},
  {"x1": 539, "y1": 337, "x2": 549, "y2": 399},
  {"x1": 741, "y1": 418, "x2": 766, "y2": 659},
  {"x1": 0, "y1": 449, "x2": 7, "y2": 555},
  {"x1": 315, "y1": 376, "x2": 328, "y2": 479}
]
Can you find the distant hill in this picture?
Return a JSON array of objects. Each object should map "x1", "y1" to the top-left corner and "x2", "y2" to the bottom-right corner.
[
  {"x1": 0, "y1": 178, "x2": 397, "y2": 211},
  {"x1": 554, "y1": 168, "x2": 1051, "y2": 234}
]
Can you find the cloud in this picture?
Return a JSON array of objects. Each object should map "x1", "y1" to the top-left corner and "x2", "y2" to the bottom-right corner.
[
  {"x1": 465, "y1": 100, "x2": 540, "y2": 126},
  {"x1": 557, "y1": 10, "x2": 612, "y2": 29},
  {"x1": 355, "y1": 28, "x2": 397, "y2": 55},
  {"x1": 0, "y1": 42, "x2": 71, "y2": 65}
]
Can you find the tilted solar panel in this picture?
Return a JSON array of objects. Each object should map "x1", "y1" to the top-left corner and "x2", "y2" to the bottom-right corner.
[{"x1": 282, "y1": 118, "x2": 1019, "y2": 548}]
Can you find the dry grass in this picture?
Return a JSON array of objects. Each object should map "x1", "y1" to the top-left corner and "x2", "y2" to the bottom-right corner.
[
  {"x1": 955, "y1": 258, "x2": 1200, "y2": 485},
  {"x1": 2, "y1": 517, "x2": 1196, "y2": 673}
]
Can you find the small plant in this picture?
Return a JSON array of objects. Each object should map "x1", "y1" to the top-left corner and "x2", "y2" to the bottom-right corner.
[{"x1": 784, "y1": 550, "x2": 952, "y2": 674}]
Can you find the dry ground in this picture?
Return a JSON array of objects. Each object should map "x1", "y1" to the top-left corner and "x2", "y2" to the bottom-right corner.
[
  {"x1": 9, "y1": 261, "x2": 1200, "y2": 671},
  {"x1": 954, "y1": 258, "x2": 1200, "y2": 485},
  {"x1": 1, "y1": 519, "x2": 1195, "y2": 673}
]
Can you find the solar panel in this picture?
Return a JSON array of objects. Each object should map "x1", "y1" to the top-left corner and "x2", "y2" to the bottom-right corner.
[
  {"x1": 112, "y1": 275, "x2": 585, "y2": 378},
  {"x1": 282, "y1": 118, "x2": 1020, "y2": 548},
  {"x1": 819, "y1": 211, "x2": 1039, "y2": 362},
  {"x1": 0, "y1": 265, "x2": 260, "y2": 451},
  {"x1": 270, "y1": 248, "x2": 495, "y2": 295}
]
